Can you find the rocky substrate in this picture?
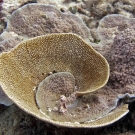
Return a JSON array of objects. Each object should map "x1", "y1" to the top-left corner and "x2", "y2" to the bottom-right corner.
[{"x1": 0, "y1": 102, "x2": 135, "y2": 135}]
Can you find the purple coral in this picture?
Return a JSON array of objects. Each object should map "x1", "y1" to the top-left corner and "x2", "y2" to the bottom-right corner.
[
  {"x1": 6, "y1": 3, "x2": 91, "y2": 41},
  {"x1": 109, "y1": 28, "x2": 135, "y2": 89},
  {"x1": 97, "y1": 14, "x2": 135, "y2": 98}
]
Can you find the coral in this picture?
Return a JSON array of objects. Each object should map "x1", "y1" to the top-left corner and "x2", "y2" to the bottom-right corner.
[
  {"x1": 36, "y1": 72, "x2": 76, "y2": 119},
  {"x1": 36, "y1": 72, "x2": 125, "y2": 123},
  {"x1": 37, "y1": 71, "x2": 129, "y2": 124},
  {"x1": 0, "y1": 0, "x2": 37, "y2": 34},
  {"x1": 6, "y1": 3, "x2": 92, "y2": 41},
  {"x1": 71, "y1": 0, "x2": 135, "y2": 42},
  {"x1": 2, "y1": 0, "x2": 135, "y2": 42},
  {"x1": 88, "y1": 14, "x2": 135, "y2": 124},
  {"x1": 108, "y1": 28, "x2": 135, "y2": 89},
  {"x1": 0, "y1": 3, "x2": 93, "y2": 106},
  {"x1": 0, "y1": 33, "x2": 109, "y2": 127},
  {"x1": 57, "y1": 14, "x2": 135, "y2": 128},
  {"x1": 82, "y1": 0, "x2": 135, "y2": 18}
]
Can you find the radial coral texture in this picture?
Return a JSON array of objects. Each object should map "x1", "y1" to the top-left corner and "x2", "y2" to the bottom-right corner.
[
  {"x1": 0, "y1": 33, "x2": 110, "y2": 127},
  {"x1": 6, "y1": 3, "x2": 91, "y2": 41}
]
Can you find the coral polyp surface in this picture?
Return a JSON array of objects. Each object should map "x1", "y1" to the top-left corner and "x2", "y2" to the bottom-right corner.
[
  {"x1": 0, "y1": 2, "x2": 93, "y2": 106},
  {"x1": 97, "y1": 14, "x2": 135, "y2": 95},
  {"x1": 6, "y1": 3, "x2": 91, "y2": 41},
  {"x1": 36, "y1": 72, "x2": 117, "y2": 123},
  {"x1": 0, "y1": 33, "x2": 109, "y2": 127}
]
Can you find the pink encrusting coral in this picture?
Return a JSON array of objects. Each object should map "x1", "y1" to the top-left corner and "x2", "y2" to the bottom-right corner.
[
  {"x1": 6, "y1": 3, "x2": 92, "y2": 41},
  {"x1": 0, "y1": 13, "x2": 135, "y2": 126},
  {"x1": 108, "y1": 28, "x2": 135, "y2": 90},
  {"x1": 0, "y1": 33, "x2": 110, "y2": 127},
  {"x1": 96, "y1": 14, "x2": 135, "y2": 101}
]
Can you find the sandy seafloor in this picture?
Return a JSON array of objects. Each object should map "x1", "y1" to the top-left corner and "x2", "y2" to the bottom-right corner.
[{"x1": 0, "y1": 0, "x2": 135, "y2": 134}]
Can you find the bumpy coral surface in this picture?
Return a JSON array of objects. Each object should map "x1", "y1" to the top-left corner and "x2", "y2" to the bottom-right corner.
[
  {"x1": 0, "y1": 33, "x2": 110, "y2": 127},
  {"x1": 94, "y1": 14, "x2": 135, "y2": 106},
  {"x1": 0, "y1": 2, "x2": 92, "y2": 106},
  {"x1": 70, "y1": 0, "x2": 135, "y2": 42},
  {"x1": 36, "y1": 72, "x2": 121, "y2": 123},
  {"x1": 6, "y1": 3, "x2": 91, "y2": 41},
  {"x1": 0, "y1": 0, "x2": 135, "y2": 134}
]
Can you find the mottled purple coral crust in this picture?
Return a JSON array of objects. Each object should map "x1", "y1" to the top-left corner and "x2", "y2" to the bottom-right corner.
[
  {"x1": 96, "y1": 14, "x2": 135, "y2": 103},
  {"x1": 6, "y1": 3, "x2": 90, "y2": 41},
  {"x1": 109, "y1": 29, "x2": 135, "y2": 90},
  {"x1": 36, "y1": 72, "x2": 117, "y2": 123}
]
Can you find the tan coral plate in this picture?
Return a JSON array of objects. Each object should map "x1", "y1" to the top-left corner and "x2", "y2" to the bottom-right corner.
[{"x1": 0, "y1": 33, "x2": 127, "y2": 128}]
